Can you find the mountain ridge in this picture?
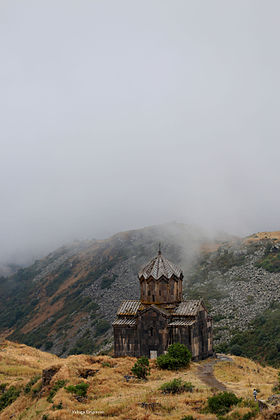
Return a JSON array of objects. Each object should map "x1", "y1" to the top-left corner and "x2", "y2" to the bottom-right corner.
[{"x1": 1, "y1": 223, "x2": 280, "y2": 365}]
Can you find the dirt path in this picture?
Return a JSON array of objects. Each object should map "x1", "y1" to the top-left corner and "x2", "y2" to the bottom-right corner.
[{"x1": 196, "y1": 354, "x2": 232, "y2": 391}]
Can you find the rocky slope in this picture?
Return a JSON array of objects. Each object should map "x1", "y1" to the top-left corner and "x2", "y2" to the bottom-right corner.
[{"x1": 186, "y1": 232, "x2": 280, "y2": 346}]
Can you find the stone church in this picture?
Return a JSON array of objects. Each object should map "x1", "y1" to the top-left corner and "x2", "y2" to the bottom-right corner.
[{"x1": 113, "y1": 250, "x2": 213, "y2": 360}]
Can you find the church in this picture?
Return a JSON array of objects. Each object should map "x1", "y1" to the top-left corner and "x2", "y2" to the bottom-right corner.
[{"x1": 113, "y1": 249, "x2": 213, "y2": 360}]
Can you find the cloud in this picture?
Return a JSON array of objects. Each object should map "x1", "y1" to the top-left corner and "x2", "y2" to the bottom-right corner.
[{"x1": 1, "y1": 0, "x2": 280, "y2": 263}]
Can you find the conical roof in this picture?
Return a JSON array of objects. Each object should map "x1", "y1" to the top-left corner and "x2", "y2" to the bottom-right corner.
[{"x1": 138, "y1": 252, "x2": 183, "y2": 280}]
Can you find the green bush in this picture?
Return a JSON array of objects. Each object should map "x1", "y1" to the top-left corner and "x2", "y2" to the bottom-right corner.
[
  {"x1": 256, "y1": 249, "x2": 280, "y2": 272},
  {"x1": 95, "y1": 319, "x2": 111, "y2": 336},
  {"x1": 24, "y1": 375, "x2": 41, "y2": 394},
  {"x1": 52, "y1": 401, "x2": 63, "y2": 410},
  {"x1": 230, "y1": 344, "x2": 243, "y2": 356},
  {"x1": 69, "y1": 336, "x2": 95, "y2": 355},
  {"x1": 32, "y1": 380, "x2": 42, "y2": 397},
  {"x1": 181, "y1": 416, "x2": 194, "y2": 420},
  {"x1": 0, "y1": 385, "x2": 21, "y2": 411},
  {"x1": 45, "y1": 341, "x2": 53, "y2": 351},
  {"x1": 47, "y1": 380, "x2": 66, "y2": 403},
  {"x1": 65, "y1": 382, "x2": 89, "y2": 398},
  {"x1": 131, "y1": 356, "x2": 150, "y2": 379},
  {"x1": 160, "y1": 378, "x2": 193, "y2": 394},
  {"x1": 156, "y1": 343, "x2": 192, "y2": 370},
  {"x1": 207, "y1": 391, "x2": 240, "y2": 415}
]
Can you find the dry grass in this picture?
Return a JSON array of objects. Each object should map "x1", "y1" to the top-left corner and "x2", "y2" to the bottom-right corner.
[
  {"x1": 214, "y1": 356, "x2": 278, "y2": 400},
  {"x1": 245, "y1": 231, "x2": 280, "y2": 243},
  {"x1": 0, "y1": 341, "x2": 279, "y2": 419}
]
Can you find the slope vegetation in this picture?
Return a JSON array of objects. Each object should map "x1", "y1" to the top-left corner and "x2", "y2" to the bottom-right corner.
[{"x1": 0, "y1": 340, "x2": 279, "y2": 420}]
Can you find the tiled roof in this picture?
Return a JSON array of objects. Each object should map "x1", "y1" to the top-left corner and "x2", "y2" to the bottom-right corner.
[
  {"x1": 117, "y1": 300, "x2": 142, "y2": 316},
  {"x1": 138, "y1": 252, "x2": 183, "y2": 280},
  {"x1": 173, "y1": 300, "x2": 201, "y2": 316},
  {"x1": 112, "y1": 318, "x2": 137, "y2": 326},
  {"x1": 149, "y1": 304, "x2": 170, "y2": 316},
  {"x1": 168, "y1": 319, "x2": 196, "y2": 326}
]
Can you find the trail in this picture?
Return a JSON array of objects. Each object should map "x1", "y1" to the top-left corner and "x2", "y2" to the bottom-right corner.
[{"x1": 196, "y1": 354, "x2": 232, "y2": 391}]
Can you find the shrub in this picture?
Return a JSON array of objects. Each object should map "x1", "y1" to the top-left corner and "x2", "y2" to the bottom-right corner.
[
  {"x1": 230, "y1": 344, "x2": 243, "y2": 356},
  {"x1": 0, "y1": 385, "x2": 21, "y2": 411},
  {"x1": 160, "y1": 378, "x2": 193, "y2": 394},
  {"x1": 47, "y1": 380, "x2": 66, "y2": 403},
  {"x1": 181, "y1": 416, "x2": 194, "y2": 420},
  {"x1": 52, "y1": 401, "x2": 63, "y2": 410},
  {"x1": 131, "y1": 356, "x2": 150, "y2": 379},
  {"x1": 95, "y1": 319, "x2": 111, "y2": 336},
  {"x1": 156, "y1": 343, "x2": 192, "y2": 370},
  {"x1": 69, "y1": 337, "x2": 95, "y2": 355},
  {"x1": 24, "y1": 375, "x2": 41, "y2": 394},
  {"x1": 32, "y1": 380, "x2": 42, "y2": 397},
  {"x1": 45, "y1": 341, "x2": 53, "y2": 350},
  {"x1": 65, "y1": 382, "x2": 89, "y2": 398},
  {"x1": 207, "y1": 391, "x2": 240, "y2": 415}
]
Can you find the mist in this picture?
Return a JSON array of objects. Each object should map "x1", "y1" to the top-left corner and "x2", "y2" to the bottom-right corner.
[{"x1": 1, "y1": 1, "x2": 280, "y2": 264}]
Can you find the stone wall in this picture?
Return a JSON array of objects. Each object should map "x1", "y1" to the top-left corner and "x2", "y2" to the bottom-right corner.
[{"x1": 114, "y1": 325, "x2": 138, "y2": 357}]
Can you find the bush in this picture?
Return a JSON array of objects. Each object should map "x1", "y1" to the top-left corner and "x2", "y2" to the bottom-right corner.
[
  {"x1": 24, "y1": 375, "x2": 41, "y2": 394},
  {"x1": 156, "y1": 343, "x2": 192, "y2": 370},
  {"x1": 32, "y1": 380, "x2": 42, "y2": 397},
  {"x1": 181, "y1": 416, "x2": 194, "y2": 420},
  {"x1": 230, "y1": 344, "x2": 243, "y2": 356},
  {"x1": 47, "y1": 380, "x2": 66, "y2": 403},
  {"x1": 45, "y1": 341, "x2": 53, "y2": 350},
  {"x1": 160, "y1": 378, "x2": 193, "y2": 394},
  {"x1": 131, "y1": 356, "x2": 150, "y2": 379},
  {"x1": 0, "y1": 385, "x2": 21, "y2": 411},
  {"x1": 207, "y1": 391, "x2": 240, "y2": 415},
  {"x1": 95, "y1": 319, "x2": 110, "y2": 336},
  {"x1": 65, "y1": 382, "x2": 89, "y2": 398},
  {"x1": 52, "y1": 401, "x2": 63, "y2": 410}
]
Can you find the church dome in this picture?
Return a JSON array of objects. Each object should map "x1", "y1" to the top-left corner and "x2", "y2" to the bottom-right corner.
[{"x1": 138, "y1": 251, "x2": 183, "y2": 280}]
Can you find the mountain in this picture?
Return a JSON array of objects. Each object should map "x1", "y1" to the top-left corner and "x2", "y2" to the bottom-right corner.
[
  {"x1": 0, "y1": 340, "x2": 279, "y2": 419},
  {"x1": 0, "y1": 223, "x2": 224, "y2": 356},
  {"x1": 1, "y1": 223, "x2": 280, "y2": 366}
]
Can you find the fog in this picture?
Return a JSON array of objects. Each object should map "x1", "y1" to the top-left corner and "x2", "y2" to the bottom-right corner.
[{"x1": 1, "y1": 1, "x2": 280, "y2": 264}]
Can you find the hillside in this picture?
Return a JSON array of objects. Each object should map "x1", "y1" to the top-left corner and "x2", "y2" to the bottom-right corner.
[
  {"x1": 1, "y1": 224, "x2": 280, "y2": 366},
  {"x1": 186, "y1": 232, "x2": 280, "y2": 357},
  {"x1": 0, "y1": 223, "x2": 218, "y2": 356},
  {"x1": 0, "y1": 340, "x2": 279, "y2": 419}
]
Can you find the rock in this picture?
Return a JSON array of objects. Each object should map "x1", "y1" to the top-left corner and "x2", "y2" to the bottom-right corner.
[
  {"x1": 78, "y1": 368, "x2": 99, "y2": 379},
  {"x1": 124, "y1": 375, "x2": 136, "y2": 382},
  {"x1": 42, "y1": 365, "x2": 61, "y2": 386},
  {"x1": 259, "y1": 400, "x2": 269, "y2": 411},
  {"x1": 139, "y1": 402, "x2": 161, "y2": 411},
  {"x1": 268, "y1": 395, "x2": 280, "y2": 406}
]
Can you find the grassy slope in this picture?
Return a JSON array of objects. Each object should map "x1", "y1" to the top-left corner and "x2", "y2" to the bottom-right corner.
[{"x1": 0, "y1": 340, "x2": 279, "y2": 420}]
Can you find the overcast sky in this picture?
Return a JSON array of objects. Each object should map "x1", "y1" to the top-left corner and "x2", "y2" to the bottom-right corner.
[{"x1": 1, "y1": 1, "x2": 280, "y2": 263}]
